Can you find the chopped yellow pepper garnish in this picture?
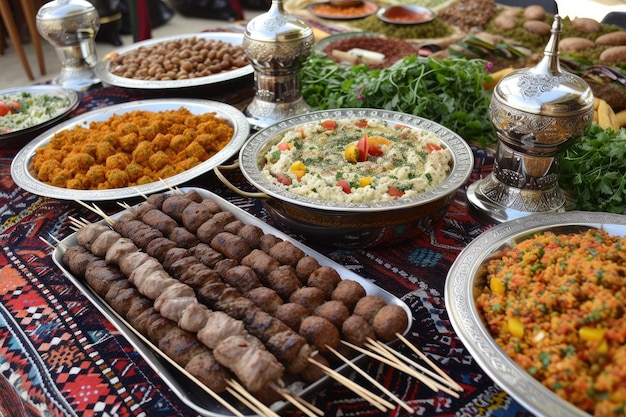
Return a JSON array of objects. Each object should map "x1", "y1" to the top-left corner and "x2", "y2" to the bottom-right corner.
[
  {"x1": 490, "y1": 277, "x2": 505, "y2": 295},
  {"x1": 508, "y1": 317, "x2": 524, "y2": 339},
  {"x1": 345, "y1": 145, "x2": 359, "y2": 163},
  {"x1": 359, "y1": 177, "x2": 372, "y2": 187},
  {"x1": 579, "y1": 326, "x2": 606, "y2": 342},
  {"x1": 289, "y1": 161, "x2": 306, "y2": 180},
  {"x1": 596, "y1": 340, "x2": 609, "y2": 354}
]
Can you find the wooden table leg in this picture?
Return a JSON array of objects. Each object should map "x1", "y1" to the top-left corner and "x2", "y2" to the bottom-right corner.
[
  {"x1": 0, "y1": 0, "x2": 34, "y2": 80},
  {"x1": 20, "y1": 0, "x2": 45, "y2": 76}
]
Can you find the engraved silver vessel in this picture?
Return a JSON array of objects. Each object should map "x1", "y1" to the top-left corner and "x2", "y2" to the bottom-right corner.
[
  {"x1": 242, "y1": 0, "x2": 314, "y2": 129},
  {"x1": 36, "y1": 0, "x2": 101, "y2": 91},
  {"x1": 466, "y1": 13, "x2": 594, "y2": 223}
]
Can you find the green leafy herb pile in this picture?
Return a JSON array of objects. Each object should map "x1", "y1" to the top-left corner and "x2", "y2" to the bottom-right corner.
[
  {"x1": 300, "y1": 54, "x2": 497, "y2": 148},
  {"x1": 559, "y1": 123, "x2": 626, "y2": 214}
]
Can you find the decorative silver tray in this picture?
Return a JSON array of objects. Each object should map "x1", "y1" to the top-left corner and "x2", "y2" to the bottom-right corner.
[
  {"x1": 239, "y1": 108, "x2": 473, "y2": 212},
  {"x1": 0, "y1": 85, "x2": 79, "y2": 145},
  {"x1": 11, "y1": 99, "x2": 250, "y2": 201},
  {"x1": 52, "y1": 187, "x2": 413, "y2": 416},
  {"x1": 445, "y1": 211, "x2": 626, "y2": 417},
  {"x1": 96, "y1": 32, "x2": 253, "y2": 90},
  {"x1": 376, "y1": 5, "x2": 435, "y2": 25}
]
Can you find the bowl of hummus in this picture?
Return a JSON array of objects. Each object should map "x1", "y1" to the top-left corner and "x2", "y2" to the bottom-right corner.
[{"x1": 230, "y1": 108, "x2": 473, "y2": 247}]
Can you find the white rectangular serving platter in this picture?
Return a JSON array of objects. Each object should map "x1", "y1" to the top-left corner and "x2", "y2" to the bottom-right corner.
[{"x1": 52, "y1": 186, "x2": 413, "y2": 416}]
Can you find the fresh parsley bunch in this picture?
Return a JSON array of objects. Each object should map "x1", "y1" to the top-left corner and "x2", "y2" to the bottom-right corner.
[
  {"x1": 559, "y1": 123, "x2": 626, "y2": 214},
  {"x1": 300, "y1": 54, "x2": 497, "y2": 148}
]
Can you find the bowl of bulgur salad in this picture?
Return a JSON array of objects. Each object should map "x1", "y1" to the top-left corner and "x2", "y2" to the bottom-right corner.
[
  {"x1": 445, "y1": 211, "x2": 626, "y2": 417},
  {"x1": 0, "y1": 86, "x2": 78, "y2": 147},
  {"x1": 231, "y1": 108, "x2": 473, "y2": 247}
]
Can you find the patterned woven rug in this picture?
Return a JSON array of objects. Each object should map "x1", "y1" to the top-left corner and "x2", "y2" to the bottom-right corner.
[{"x1": 0, "y1": 87, "x2": 536, "y2": 416}]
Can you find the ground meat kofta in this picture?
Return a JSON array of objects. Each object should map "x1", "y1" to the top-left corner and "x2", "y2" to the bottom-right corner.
[
  {"x1": 246, "y1": 287, "x2": 284, "y2": 315},
  {"x1": 372, "y1": 304, "x2": 409, "y2": 342},
  {"x1": 314, "y1": 300, "x2": 350, "y2": 330},
  {"x1": 267, "y1": 240, "x2": 306, "y2": 267},
  {"x1": 342, "y1": 314, "x2": 376, "y2": 347},
  {"x1": 222, "y1": 265, "x2": 262, "y2": 294},
  {"x1": 331, "y1": 279, "x2": 366, "y2": 311},
  {"x1": 274, "y1": 302, "x2": 310, "y2": 332},
  {"x1": 181, "y1": 202, "x2": 215, "y2": 234},
  {"x1": 236, "y1": 224, "x2": 265, "y2": 249},
  {"x1": 299, "y1": 315, "x2": 340, "y2": 353},
  {"x1": 289, "y1": 286, "x2": 326, "y2": 313},
  {"x1": 307, "y1": 265, "x2": 342, "y2": 298},
  {"x1": 223, "y1": 220, "x2": 245, "y2": 235},
  {"x1": 258, "y1": 234, "x2": 282, "y2": 252},
  {"x1": 295, "y1": 256, "x2": 321, "y2": 284},
  {"x1": 267, "y1": 265, "x2": 302, "y2": 300},
  {"x1": 161, "y1": 194, "x2": 193, "y2": 222},
  {"x1": 353, "y1": 295, "x2": 387, "y2": 325},
  {"x1": 241, "y1": 249, "x2": 280, "y2": 281}
]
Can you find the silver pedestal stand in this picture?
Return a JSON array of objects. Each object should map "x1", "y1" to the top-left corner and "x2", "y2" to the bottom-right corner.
[{"x1": 467, "y1": 14, "x2": 594, "y2": 223}]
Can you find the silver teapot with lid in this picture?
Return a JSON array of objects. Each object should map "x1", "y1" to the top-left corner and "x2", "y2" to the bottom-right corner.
[
  {"x1": 466, "y1": 13, "x2": 594, "y2": 223},
  {"x1": 36, "y1": 0, "x2": 100, "y2": 90},
  {"x1": 243, "y1": 0, "x2": 314, "y2": 129}
]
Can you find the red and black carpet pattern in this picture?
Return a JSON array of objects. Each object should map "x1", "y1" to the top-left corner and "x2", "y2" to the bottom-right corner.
[{"x1": 0, "y1": 87, "x2": 535, "y2": 416}]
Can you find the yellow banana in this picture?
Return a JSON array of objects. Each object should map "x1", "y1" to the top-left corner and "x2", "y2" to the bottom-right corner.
[
  {"x1": 616, "y1": 109, "x2": 626, "y2": 128},
  {"x1": 596, "y1": 98, "x2": 621, "y2": 131}
]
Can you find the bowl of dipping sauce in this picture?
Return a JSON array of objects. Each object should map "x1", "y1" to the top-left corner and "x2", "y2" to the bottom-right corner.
[{"x1": 377, "y1": 5, "x2": 435, "y2": 24}]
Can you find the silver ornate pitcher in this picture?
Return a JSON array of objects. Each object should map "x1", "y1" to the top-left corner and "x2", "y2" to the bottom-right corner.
[
  {"x1": 36, "y1": 0, "x2": 101, "y2": 90},
  {"x1": 466, "y1": 13, "x2": 594, "y2": 223},
  {"x1": 243, "y1": 0, "x2": 314, "y2": 129}
]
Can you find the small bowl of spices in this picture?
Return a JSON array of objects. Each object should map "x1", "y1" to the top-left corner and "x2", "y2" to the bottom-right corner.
[{"x1": 377, "y1": 5, "x2": 435, "y2": 25}]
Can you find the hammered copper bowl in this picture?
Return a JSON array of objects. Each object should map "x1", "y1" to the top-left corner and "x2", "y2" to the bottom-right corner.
[{"x1": 235, "y1": 108, "x2": 474, "y2": 248}]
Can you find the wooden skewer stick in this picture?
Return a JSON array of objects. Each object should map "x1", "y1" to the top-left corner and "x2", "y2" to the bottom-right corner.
[
  {"x1": 227, "y1": 380, "x2": 280, "y2": 417},
  {"x1": 117, "y1": 201, "x2": 133, "y2": 212},
  {"x1": 270, "y1": 382, "x2": 324, "y2": 417},
  {"x1": 225, "y1": 386, "x2": 266, "y2": 417},
  {"x1": 395, "y1": 332, "x2": 464, "y2": 392},
  {"x1": 178, "y1": 376, "x2": 246, "y2": 417},
  {"x1": 158, "y1": 178, "x2": 183, "y2": 194},
  {"x1": 364, "y1": 340, "x2": 460, "y2": 398},
  {"x1": 68, "y1": 215, "x2": 88, "y2": 228},
  {"x1": 73, "y1": 199, "x2": 114, "y2": 225},
  {"x1": 341, "y1": 340, "x2": 451, "y2": 395},
  {"x1": 277, "y1": 388, "x2": 323, "y2": 417},
  {"x1": 132, "y1": 187, "x2": 149, "y2": 200},
  {"x1": 361, "y1": 340, "x2": 440, "y2": 393},
  {"x1": 308, "y1": 358, "x2": 393, "y2": 412},
  {"x1": 326, "y1": 345, "x2": 414, "y2": 414},
  {"x1": 39, "y1": 234, "x2": 66, "y2": 250},
  {"x1": 39, "y1": 236, "x2": 54, "y2": 249},
  {"x1": 341, "y1": 340, "x2": 436, "y2": 389},
  {"x1": 367, "y1": 338, "x2": 457, "y2": 390}
]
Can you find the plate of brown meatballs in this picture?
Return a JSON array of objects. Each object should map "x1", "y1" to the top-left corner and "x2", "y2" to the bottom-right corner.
[
  {"x1": 53, "y1": 187, "x2": 412, "y2": 415},
  {"x1": 96, "y1": 32, "x2": 253, "y2": 90}
]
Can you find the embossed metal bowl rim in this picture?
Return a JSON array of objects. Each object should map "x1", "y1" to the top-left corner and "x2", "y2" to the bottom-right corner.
[
  {"x1": 239, "y1": 108, "x2": 473, "y2": 213},
  {"x1": 444, "y1": 211, "x2": 626, "y2": 417},
  {"x1": 11, "y1": 99, "x2": 250, "y2": 201},
  {"x1": 376, "y1": 5, "x2": 435, "y2": 25},
  {"x1": 0, "y1": 85, "x2": 79, "y2": 143},
  {"x1": 307, "y1": 1, "x2": 379, "y2": 20},
  {"x1": 95, "y1": 32, "x2": 253, "y2": 90},
  {"x1": 313, "y1": 31, "x2": 382, "y2": 55}
]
